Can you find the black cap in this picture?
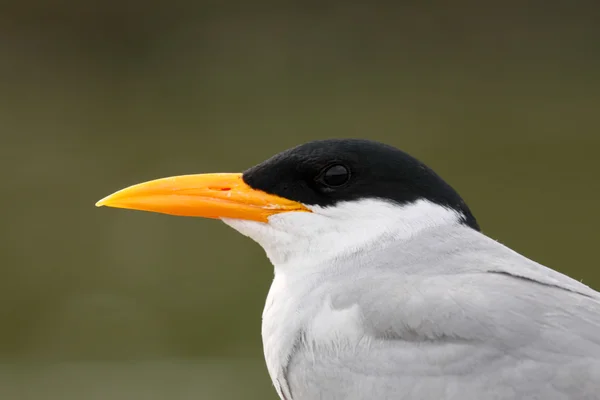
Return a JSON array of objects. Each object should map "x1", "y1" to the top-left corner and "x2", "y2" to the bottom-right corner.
[{"x1": 243, "y1": 139, "x2": 480, "y2": 231}]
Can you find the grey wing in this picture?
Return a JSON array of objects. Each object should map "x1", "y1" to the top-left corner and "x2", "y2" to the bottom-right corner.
[
  {"x1": 348, "y1": 263, "x2": 600, "y2": 399},
  {"x1": 287, "y1": 226, "x2": 600, "y2": 399}
]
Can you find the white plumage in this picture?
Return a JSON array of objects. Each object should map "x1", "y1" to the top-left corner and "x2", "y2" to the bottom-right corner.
[{"x1": 225, "y1": 199, "x2": 600, "y2": 400}]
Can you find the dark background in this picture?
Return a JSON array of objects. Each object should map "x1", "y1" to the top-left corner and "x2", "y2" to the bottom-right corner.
[{"x1": 1, "y1": 1, "x2": 599, "y2": 399}]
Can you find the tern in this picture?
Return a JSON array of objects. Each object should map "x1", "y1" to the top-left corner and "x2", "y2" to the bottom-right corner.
[{"x1": 97, "y1": 139, "x2": 600, "y2": 400}]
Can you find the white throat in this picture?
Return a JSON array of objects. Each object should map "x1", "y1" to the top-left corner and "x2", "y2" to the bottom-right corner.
[{"x1": 222, "y1": 198, "x2": 464, "y2": 268}]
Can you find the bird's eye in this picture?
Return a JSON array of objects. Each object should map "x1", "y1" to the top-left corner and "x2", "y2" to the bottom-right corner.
[{"x1": 319, "y1": 164, "x2": 350, "y2": 187}]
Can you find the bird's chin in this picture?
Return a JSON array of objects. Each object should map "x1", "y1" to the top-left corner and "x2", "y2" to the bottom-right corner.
[
  {"x1": 221, "y1": 210, "x2": 313, "y2": 241},
  {"x1": 220, "y1": 217, "x2": 286, "y2": 264},
  {"x1": 220, "y1": 217, "x2": 270, "y2": 240},
  {"x1": 220, "y1": 212, "x2": 315, "y2": 266}
]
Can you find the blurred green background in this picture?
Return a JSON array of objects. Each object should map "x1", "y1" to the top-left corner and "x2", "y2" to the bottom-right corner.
[{"x1": 1, "y1": 1, "x2": 599, "y2": 399}]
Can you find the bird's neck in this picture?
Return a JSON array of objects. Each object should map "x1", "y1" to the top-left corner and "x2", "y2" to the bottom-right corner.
[{"x1": 266, "y1": 199, "x2": 466, "y2": 271}]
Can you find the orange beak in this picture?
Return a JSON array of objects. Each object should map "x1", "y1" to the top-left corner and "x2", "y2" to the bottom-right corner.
[{"x1": 95, "y1": 173, "x2": 311, "y2": 222}]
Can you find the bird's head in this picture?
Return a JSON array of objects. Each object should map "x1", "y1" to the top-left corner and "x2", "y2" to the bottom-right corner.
[{"x1": 96, "y1": 139, "x2": 479, "y2": 267}]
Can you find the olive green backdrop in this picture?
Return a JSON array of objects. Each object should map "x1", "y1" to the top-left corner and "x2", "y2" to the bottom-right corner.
[{"x1": 1, "y1": 2, "x2": 599, "y2": 399}]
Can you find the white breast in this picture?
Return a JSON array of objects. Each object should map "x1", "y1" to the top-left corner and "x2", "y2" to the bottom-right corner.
[
  {"x1": 308, "y1": 299, "x2": 364, "y2": 345},
  {"x1": 262, "y1": 267, "x2": 367, "y2": 400}
]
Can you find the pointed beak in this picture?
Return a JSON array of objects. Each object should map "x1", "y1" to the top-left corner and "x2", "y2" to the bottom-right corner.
[{"x1": 95, "y1": 173, "x2": 311, "y2": 222}]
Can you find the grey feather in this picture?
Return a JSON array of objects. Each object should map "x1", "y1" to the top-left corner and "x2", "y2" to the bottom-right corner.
[{"x1": 285, "y1": 226, "x2": 600, "y2": 400}]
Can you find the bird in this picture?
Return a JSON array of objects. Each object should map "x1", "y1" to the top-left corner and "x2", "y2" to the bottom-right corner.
[{"x1": 96, "y1": 139, "x2": 600, "y2": 400}]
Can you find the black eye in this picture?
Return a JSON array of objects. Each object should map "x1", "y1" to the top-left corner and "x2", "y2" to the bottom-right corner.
[{"x1": 319, "y1": 164, "x2": 350, "y2": 187}]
